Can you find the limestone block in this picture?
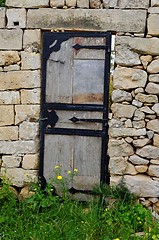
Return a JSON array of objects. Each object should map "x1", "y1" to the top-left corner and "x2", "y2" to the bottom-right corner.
[
  {"x1": 0, "y1": 106, "x2": 14, "y2": 126},
  {"x1": 116, "y1": 36, "x2": 159, "y2": 56},
  {"x1": 6, "y1": 9, "x2": 26, "y2": 29},
  {"x1": 132, "y1": 138, "x2": 150, "y2": 148},
  {"x1": 125, "y1": 162, "x2": 138, "y2": 175},
  {"x1": 140, "y1": 106, "x2": 155, "y2": 114},
  {"x1": 108, "y1": 139, "x2": 134, "y2": 157},
  {"x1": 136, "y1": 145, "x2": 159, "y2": 159},
  {"x1": 19, "y1": 121, "x2": 39, "y2": 140},
  {"x1": 140, "y1": 55, "x2": 153, "y2": 69},
  {"x1": 90, "y1": 0, "x2": 101, "y2": 8},
  {"x1": 1, "y1": 167, "x2": 38, "y2": 187},
  {"x1": 15, "y1": 105, "x2": 40, "y2": 124},
  {"x1": 147, "y1": 59, "x2": 159, "y2": 73},
  {"x1": 129, "y1": 155, "x2": 149, "y2": 165},
  {"x1": 125, "y1": 119, "x2": 132, "y2": 128},
  {"x1": 147, "y1": 130, "x2": 154, "y2": 139},
  {"x1": 21, "y1": 52, "x2": 41, "y2": 70},
  {"x1": 153, "y1": 134, "x2": 159, "y2": 147},
  {"x1": 0, "y1": 141, "x2": 38, "y2": 154},
  {"x1": 22, "y1": 154, "x2": 39, "y2": 170},
  {"x1": 117, "y1": 0, "x2": 149, "y2": 9},
  {"x1": 111, "y1": 90, "x2": 132, "y2": 103},
  {"x1": 0, "y1": 70, "x2": 41, "y2": 90},
  {"x1": 109, "y1": 157, "x2": 128, "y2": 175},
  {"x1": 133, "y1": 109, "x2": 145, "y2": 120},
  {"x1": 109, "y1": 128, "x2": 146, "y2": 138},
  {"x1": 135, "y1": 93, "x2": 158, "y2": 103},
  {"x1": 0, "y1": 91, "x2": 20, "y2": 104},
  {"x1": 77, "y1": 0, "x2": 89, "y2": 8},
  {"x1": 151, "y1": 0, "x2": 159, "y2": 6},
  {"x1": 152, "y1": 103, "x2": 159, "y2": 115},
  {"x1": 23, "y1": 30, "x2": 41, "y2": 50},
  {"x1": 19, "y1": 186, "x2": 35, "y2": 199},
  {"x1": 124, "y1": 175, "x2": 159, "y2": 197},
  {"x1": 148, "y1": 14, "x2": 159, "y2": 36},
  {"x1": 151, "y1": 159, "x2": 159, "y2": 165},
  {"x1": 0, "y1": 126, "x2": 18, "y2": 140},
  {"x1": 0, "y1": 51, "x2": 20, "y2": 66},
  {"x1": 113, "y1": 67, "x2": 147, "y2": 90},
  {"x1": 111, "y1": 103, "x2": 137, "y2": 118},
  {"x1": 3, "y1": 65, "x2": 20, "y2": 72},
  {"x1": 66, "y1": 0, "x2": 77, "y2": 7},
  {"x1": 50, "y1": 0, "x2": 65, "y2": 7},
  {"x1": 27, "y1": 9, "x2": 147, "y2": 33},
  {"x1": 115, "y1": 45, "x2": 140, "y2": 66},
  {"x1": 2, "y1": 155, "x2": 21, "y2": 168},
  {"x1": 148, "y1": 7, "x2": 159, "y2": 14},
  {"x1": 0, "y1": 29, "x2": 22, "y2": 50},
  {"x1": 0, "y1": 8, "x2": 5, "y2": 28},
  {"x1": 135, "y1": 165, "x2": 148, "y2": 173},
  {"x1": 148, "y1": 165, "x2": 159, "y2": 177},
  {"x1": 147, "y1": 119, "x2": 159, "y2": 134},
  {"x1": 20, "y1": 89, "x2": 40, "y2": 104},
  {"x1": 6, "y1": 0, "x2": 49, "y2": 8},
  {"x1": 149, "y1": 74, "x2": 159, "y2": 83},
  {"x1": 132, "y1": 120, "x2": 145, "y2": 129}
]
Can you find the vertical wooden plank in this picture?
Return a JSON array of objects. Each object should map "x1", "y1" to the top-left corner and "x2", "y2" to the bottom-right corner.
[
  {"x1": 73, "y1": 136, "x2": 101, "y2": 190},
  {"x1": 44, "y1": 135, "x2": 74, "y2": 185},
  {"x1": 46, "y1": 38, "x2": 74, "y2": 103}
]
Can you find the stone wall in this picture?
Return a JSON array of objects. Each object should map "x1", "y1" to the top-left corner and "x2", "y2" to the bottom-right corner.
[{"x1": 1, "y1": 0, "x2": 159, "y2": 208}]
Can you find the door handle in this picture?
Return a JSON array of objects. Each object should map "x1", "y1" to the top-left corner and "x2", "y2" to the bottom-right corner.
[{"x1": 69, "y1": 116, "x2": 106, "y2": 124}]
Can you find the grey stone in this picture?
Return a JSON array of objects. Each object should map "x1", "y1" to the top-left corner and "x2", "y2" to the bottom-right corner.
[
  {"x1": 136, "y1": 145, "x2": 159, "y2": 159},
  {"x1": 111, "y1": 103, "x2": 137, "y2": 118},
  {"x1": 132, "y1": 138, "x2": 150, "y2": 148},
  {"x1": 6, "y1": 9, "x2": 26, "y2": 29},
  {"x1": 149, "y1": 74, "x2": 159, "y2": 83},
  {"x1": 148, "y1": 165, "x2": 159, "y2": 177},
  {"x1": 21, "y1": 52, "x2": 41, "y2": 70},
  {"x1": 124, "y1": 175, "x2": 159, "y2": 197},
  {"x1": 27, "y1": 9, "x2": 147, "y2": 33},
  {"x1": 147, "y1": 59, "x2": 159, "y2": 73},
  {"x1": 0, "y1": 8, "x2": 5, "y2": 28},
  {"x1": 148, "y1": 14, "x2": 159, "y2": 36},
  {"x1": 125, "y1": 119, "x2": 132, "y2": 128},
  {"x1": 146, "y1": 82, "x2": 159, "y2": 95},
  {"x1": 140, "y1": 55, "x2": 153, "y2": 69},
  {"x1": 77, "y1": 0, "x2": 89, "y2": 8},
  {"x1": 147, "y1": 130, "x2": 154, "y2": 139},
  {"x1": 19, "y1": 122, "x2": 39, "y2": 140},
  {"x1": 116, "y1": 36, "x2": 159, "y2": 56},
  {"x1": 2, "y1": 156, "x2": 22, "y2": 168},
  {"x1": 108, "y1": 138, "x2": 134, "y2": 157},
  {"x1": 151, "y1": 0, "x2": 159, "y2": 7},
  {"x1": 0, "y1": 29, "x2": 23, "y2": 50},
  {"x1": 6, "y1": 0, "x2": 49, "y2": 8},
  {"x1": 111, "y1": 90, "x2": 132, "y2": 102},
  {"x1": 115, "y1": 45, "x2": 141, "y2": 66},
  {"x1": 148, "y1": 7, "x2": 159, "y2": 13},
  {"x1": 135, "y1": 93, "x2": 158, "y2": 103},
  {"x1": 132, "y1": 100, "x2": 143, "y2": 107},
  {"x1": 152, "y1": 103, "x2": 159, "y2": 115},
  {"x1": 153, "y1": 134, "x2": 159, "y2": 147},
  {"x1": 108, "y1": 119, "x2": 124, "y2": 128},
  {"x1": 113, "y1": 67, "x2": 147, "y2": 90},
  {"x1": 140, "y1": 106, "x2": 155, "y2": 114},
  {"x1": 50, "y1": 0, "x2": 65, "y2": 7},
  {"x1": 0, "y1": 91, "x2": 20, "y2": 104},
  {"x1": 132, "y1": 120, "x2": 145, "y2": 129},
  {"x1": 109, "y1": 128, "x2": 146, "y2": 137},
  {"x1": 109, "y1": 157, "x2": 128, "y2": 175},
  {"x1": 129, "y1": 155, "x2": 149, "y2": 165},
  {"x1": 134, "y1": 87, "x2": 144, "y2": 94},
  {"x1": 117, "y1": 0, "x2": 149, "y2": 9},
  {"x1": 66, "y1": 0, "x2": 77, "y2": 7},
  {"x1": 147, "y1": 119, "x2": 159, "y2": 133},
  {"x1": 133, "y1": 109, "x2": 145, "y2": 120}
]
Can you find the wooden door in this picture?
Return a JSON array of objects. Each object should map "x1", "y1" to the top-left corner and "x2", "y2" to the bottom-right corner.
[{"x1": 40, "y1": 32, "x2": 111, "y2": 191}]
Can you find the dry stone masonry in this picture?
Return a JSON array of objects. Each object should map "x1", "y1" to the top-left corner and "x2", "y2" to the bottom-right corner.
[{"x1": 1, "y1": 0, "x2": 159, "y2": 210}]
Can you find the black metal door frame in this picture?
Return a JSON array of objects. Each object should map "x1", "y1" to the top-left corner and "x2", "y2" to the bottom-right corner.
[{"x1": 39, "y1": 31, "x2": 111, "y2": 187}]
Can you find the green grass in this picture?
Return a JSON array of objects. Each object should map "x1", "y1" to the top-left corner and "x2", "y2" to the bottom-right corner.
[
  {"x1": 1, "y1": 180, "x2": 159, "y2": 240},
  {"x1": 0, "y1": 0, "x2": 5, "y2": 7}
]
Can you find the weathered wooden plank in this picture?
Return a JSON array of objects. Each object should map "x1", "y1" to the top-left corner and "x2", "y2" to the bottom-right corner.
[
  {"x1": 43, "y1": 135, "x2": 74, "y2": 185},
  {"x1": 73, "y1": 59, "x2": 104, "y2": 104},
  {"x1": 73, "y1": 136, "x2": 101, "y2": 190},
  {"x1": 55, "y1": 110, "x2": 103, "y2": 130},
  {"x1": 73, "y1": 37, "x2": 105, "y2": 60},
  {"x1": 46, "y1": 38, "x2": 74, "y2": 103}
]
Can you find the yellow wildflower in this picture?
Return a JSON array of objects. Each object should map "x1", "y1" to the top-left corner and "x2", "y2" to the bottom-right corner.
[
  {"x1": 55, "y1": 165, "x2": 59, "y2": 169},
  {"x1": 57, "y1": 175, "x2": 62, "y2": 180},
  {"x1": 74, "y1": 168, "x2": 78, "y2": 173},
  {"x1": 67, "y1": 170, "x2": 71, "y2": 174},
  {"x1": 114, "y1": 238, "x2": 120, "y2": 240},
  {"x1": 60, "y1": 164, "x2": 63, "y2": 167}
]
